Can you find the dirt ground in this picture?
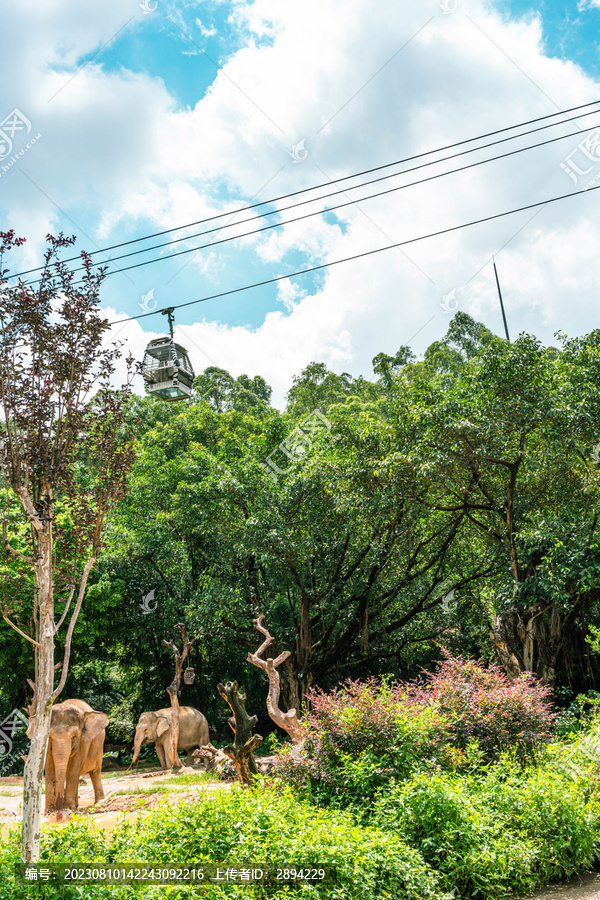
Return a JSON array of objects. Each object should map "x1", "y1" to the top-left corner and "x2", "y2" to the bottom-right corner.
[
  {"x1": 517, "y1": 870, "x2": 600, "y2": 900},
  {"x1": 0, "y1": 764, "x2": 232, "y2": 836}
]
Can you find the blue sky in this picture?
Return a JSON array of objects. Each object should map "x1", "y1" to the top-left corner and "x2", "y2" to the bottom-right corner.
[
  {"x1": 1, "y1": 0, "x2": 600, "y2": 404},
  {"x1": 501, "y1": 0, "x2": 600, "y2": 76}
]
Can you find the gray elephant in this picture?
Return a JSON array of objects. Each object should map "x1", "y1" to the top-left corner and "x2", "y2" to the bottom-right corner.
[
  {"x1": 132, "y1": 706, "x2": 209, "y2": 768},
  {"x1": 27, "y1": 699, "x2": 108, "y2": 813}
]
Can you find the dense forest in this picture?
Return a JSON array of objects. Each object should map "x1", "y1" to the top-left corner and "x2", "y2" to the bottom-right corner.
[{"x1": 2, "y1": 310, "x2": 599, "y2": 751}]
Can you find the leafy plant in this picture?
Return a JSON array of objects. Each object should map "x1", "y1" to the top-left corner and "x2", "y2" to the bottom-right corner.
[
  {"x1": 374, "y1": 753, "x2": 600, "y2": 899},
  {"x1": 275, "y1": 657, "x2": 555, "y2": 810},
  {"x1": 0, "y1": 786, "x2": 444, "y2": 899},
  {"x1": 274, "y1": 678, "x2": 450, "y2": 810},
  {"x1": 405, "y1": 649, "x2": 556, "y2": 758}
]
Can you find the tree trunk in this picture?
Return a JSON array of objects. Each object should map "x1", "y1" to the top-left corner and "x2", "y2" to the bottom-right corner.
[
  {"x1": 280, "y1": 655, "x2": 314, "y2": 715},
  {"x1": 166, "y1": 680, "x2": 182, "y2": 770},
  {"x1": 21, "y1": 538, "x2": 54, "y2": 863},
  {"x1": 162, "y1": 623, "x2": 194, "y2": 771},
  {"x1": 490, "y1": 600, "x2": 565, "y2": 686},
  {"x1": 217, "y1": 681, "x2": 262, "y2": 785},
  {"x1": 247, "y1": 615, "x2": 302, "y2": 742}
]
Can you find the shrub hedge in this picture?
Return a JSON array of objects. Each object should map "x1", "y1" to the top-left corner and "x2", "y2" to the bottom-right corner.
[
  {"x1": 0, "y1": 785, "x2": 444, "y2": 899},
  {"x1": 373, "y1": 756, "x2": 600, "y2": 899},
  {"x1": 405, "y1": 651, "x2": 556, "y2": 759},
  {"x1": 275, "y1": 658, "x2": 555, "y2": 808}
]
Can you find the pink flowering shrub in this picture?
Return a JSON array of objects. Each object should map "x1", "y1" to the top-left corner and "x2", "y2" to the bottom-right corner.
[
  {"x1": 274, "y1": 656, "x2": 556, "y2": 810},
  {"x1": 273, "y1": 678, "x2": 451, "y2": 808},
  {"x1": 405, "y1": 650, "x2": 556, "y2": 759}
]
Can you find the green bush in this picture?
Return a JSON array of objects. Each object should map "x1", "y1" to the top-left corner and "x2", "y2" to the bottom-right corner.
[
  {"x1": 0, "y1": 785, "x2": 443, "y2": 899},
  {"x1": 373, "y1": 755, "x2": 600, "y2": 899},
  {"x1": 275, "y1": 659, "x2": 556, "y2": 814},
  {"x1": 542, "y1": 712, "x2": 600, "y2": 792}
]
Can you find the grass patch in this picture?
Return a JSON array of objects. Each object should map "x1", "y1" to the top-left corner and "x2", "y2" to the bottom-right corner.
[
  {"x1": 162, "y1": 771, "x2": 216, "y2": 786},
  {"x1": 112, "y1": 786, "x2": 170, "y2": 797},
  {"x1": 100, "y1": 770, "x2": 133, "y2": 779}
]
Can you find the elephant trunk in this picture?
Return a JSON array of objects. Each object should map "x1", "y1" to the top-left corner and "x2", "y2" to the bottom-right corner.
[
  {"x1": 132, "y1": 728, "x2": 145, "y2": 765},
  {"x1": 49, "y1": 741, "x2": 71, "y2": 812}
]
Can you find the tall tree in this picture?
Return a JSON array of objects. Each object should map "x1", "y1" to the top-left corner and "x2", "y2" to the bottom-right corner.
[
  {"x1": 108, "y1": 401, "x2": 485, "y2": 711},
  {"x1": 401, "y1": 331, "x2": 600, "y2": 685},
  {"x1": 0, "y1": 232, "x2": 138, "y2": 861},
  {"x1": 286, "y1": 362, "x2": 379, "y2": 418},
  {"x1": 193, "y1": 367, "x2": 272, "y2": 414}
]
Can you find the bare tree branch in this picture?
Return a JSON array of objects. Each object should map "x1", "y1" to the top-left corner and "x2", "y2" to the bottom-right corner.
[
  {"x1": 2, "y1": 611, "x2": 40, "y2": 647},
  {"x1": 247, "y1": 614, "x2": 302, "y2": 742},
  {"x1": 53, "y1": 584, "x2": 75, "y2": 634}
]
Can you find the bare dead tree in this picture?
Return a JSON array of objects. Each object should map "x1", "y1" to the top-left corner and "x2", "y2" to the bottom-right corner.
[
  {"x1": 161, "y1": 622, "x2": 194, "y2": 770},
  {"x1": 217, "y1": 681, "x2": 262, "y2": 785},
  {"x1": 0, "y1": 232, "x2": 139, "y2": 862},
  {"x1": 247, "y1": 615, "x2": 302, "y2": 742}
]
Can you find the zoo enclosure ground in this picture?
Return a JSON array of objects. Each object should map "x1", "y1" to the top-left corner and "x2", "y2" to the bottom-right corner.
[
  {"x1": 0, "y1": 765, "x2": 232, "y2": 837},
  {"x1": 516, "y1": 869, "x2": 600, "y2": 900}
]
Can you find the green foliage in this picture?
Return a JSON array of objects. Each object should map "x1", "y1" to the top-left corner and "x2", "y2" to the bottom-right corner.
[
  {"x1": 374, "y1": 753, "x2": 600, "y2": 899},
  {"x1": 588, "y1": 625, "x2": 600, "y2": 654},
  {"x1": 5, "y1": 313, "x2": 598, "y2": 761},
  {"x1": 542, "y1": 711, "x2": 600, "y2": 788},
  {"x1": 275, "y1": 661, "x2": 555, "y2": 812},
  {"x1": 275, "y1": 678, "x2": 451, "y2": 812},
  {"x1": 193, "y1": 367, "x2": 272, "y2": 413},
  {"x1": 287, "y1": 361, "x2": 381, "y2": 418},
  {"x1": 396, "y1": 326, "x2": 600, "y2": 688},
  {"x1": 372, "y1": 346, "x2": 416, "y2": 391},
  {"x1": 0, "y1": 786, "x2": 444, "y2": 899}
]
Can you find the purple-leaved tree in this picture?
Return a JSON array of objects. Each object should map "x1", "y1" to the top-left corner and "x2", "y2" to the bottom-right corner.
[{"x1": 0, "y1": 231, "x2": 139, "y2": 862}]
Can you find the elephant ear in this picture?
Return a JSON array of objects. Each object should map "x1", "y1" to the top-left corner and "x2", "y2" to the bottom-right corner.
[
  {"x1": 156, "y1": 714, "x2": 170, "y2": 738},
  {"x1": 81, "y1": 711, "x2": 108, "y2": 743}
]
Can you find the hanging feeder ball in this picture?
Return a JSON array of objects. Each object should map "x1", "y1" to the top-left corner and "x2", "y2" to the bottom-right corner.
[{"x1": 183, "y1": 666, "x2": 195, "y2": 685}]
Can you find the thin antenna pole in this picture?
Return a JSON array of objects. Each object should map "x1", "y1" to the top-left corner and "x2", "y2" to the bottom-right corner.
[{"x1": 492, "y1": 257, "x2": 510, "y2": 342}]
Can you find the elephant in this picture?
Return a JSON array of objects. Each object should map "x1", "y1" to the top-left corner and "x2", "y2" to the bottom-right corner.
[
  {"x1": 132, "y1": 706, "x2": 209, "y2": 769},
  {"x1": 27, "y1": 699, "x2": 108, "y2": 813}
]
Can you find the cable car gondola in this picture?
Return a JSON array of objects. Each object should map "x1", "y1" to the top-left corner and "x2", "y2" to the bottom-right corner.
[{"x1": 142, "y1": 307, "x2": 195, "y2": 401}]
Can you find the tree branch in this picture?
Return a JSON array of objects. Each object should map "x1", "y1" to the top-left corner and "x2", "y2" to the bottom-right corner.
[
  {"x1": 51, "y1": 555, "x2": 96, "y2": 702},
  {"x1": 2, "y1": 611, "x2": 40, "y2": 647},
  {"x1": 53, "y1": 583, "x2": 75, "y2": 634},
  {"x1": 247, "y1": 614, "x2": 302, "y2": 742}
]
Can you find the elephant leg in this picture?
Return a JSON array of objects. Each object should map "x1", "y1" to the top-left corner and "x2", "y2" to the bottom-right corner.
[
  {"x1": 44, "y1": 749, "x2": 57, "y2": 813},
  {"x1": 156, "y1": 742, "x2": 167, "y2": 770},
  {"x1": 186, "y1": 749, "x2": 194, "y2": 766},
  {"x1": 89, "y1": 767, "x2": 105, "y2": 804},
  {"x1": 64, "y1": 762, "x2": 80, "y2": 809}
]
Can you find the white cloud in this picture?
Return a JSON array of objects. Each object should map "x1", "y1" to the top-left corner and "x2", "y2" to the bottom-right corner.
[
  {"x1": 2, "y1": 0, "x2": 600, "y2": 407},
  {"x1": 195, "y1": 18, "x2": 218, "y2": 38}
]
